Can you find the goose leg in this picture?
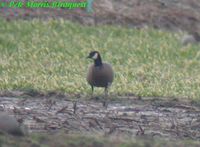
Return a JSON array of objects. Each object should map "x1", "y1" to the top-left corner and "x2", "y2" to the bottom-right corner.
[
  {"x1": 105, "y1": 82, "x2": 112, "y2": 97},
  {"x1": 104, "y1": 87, "x2": 108, "y2": 97},
  {"x1": 91, "y1": 86, "x2": 94, "y2": 97},
  {"x1": 103, "y1": 87, "x2": 109, "y2": 108}
]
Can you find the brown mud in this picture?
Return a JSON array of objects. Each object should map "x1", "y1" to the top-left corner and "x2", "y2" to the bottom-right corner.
[{"x1": 1, "y1": 92, "x2": 200, "y2": 141}]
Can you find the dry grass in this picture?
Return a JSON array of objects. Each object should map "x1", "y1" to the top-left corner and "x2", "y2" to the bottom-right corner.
[{"x1": 0, "y1": 132, "x2": 200, "y2": 147}]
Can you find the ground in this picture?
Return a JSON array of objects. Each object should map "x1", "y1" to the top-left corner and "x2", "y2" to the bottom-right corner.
[
  {"x1": 1, "y1": 92, "x2": 200, "y2": 143},
  {"x1": 1, "y1": 0, "x2": 200, "y2": 146}
]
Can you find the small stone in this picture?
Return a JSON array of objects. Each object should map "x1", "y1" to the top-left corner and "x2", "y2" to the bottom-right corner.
[
  {"x1": 181, "y1": 34, "x2": 197, "y2": 46},
  {"x1": 181, "y1": 32, "x2": 200, "y2": 46},
  {"x1": 0, "y1": 112, "x2": 28, "y2": 136}
]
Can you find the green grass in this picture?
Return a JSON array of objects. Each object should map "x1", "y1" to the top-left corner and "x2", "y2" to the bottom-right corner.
[
  {"x1": 0, "y1": 132, "x2": 200, "y2": 147},
  {"x1": 1, "y1": 17, "x2": 200, "y2": 99}
]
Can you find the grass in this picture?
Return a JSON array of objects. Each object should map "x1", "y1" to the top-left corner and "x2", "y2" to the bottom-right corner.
[
  {"x1": 0, "y1": 17, "x2": 200, "y2": 99},
  {"x1": 0, "y1": 132, "x2": 200, "y2": 147}
]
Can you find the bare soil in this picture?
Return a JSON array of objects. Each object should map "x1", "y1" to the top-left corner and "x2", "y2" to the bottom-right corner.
[
  {"x1": 1, "y1": 92, "x2": 200, "y2": 141},
  {"x1": 1, "y1": 0, "x2": 200, "y2": 33}
]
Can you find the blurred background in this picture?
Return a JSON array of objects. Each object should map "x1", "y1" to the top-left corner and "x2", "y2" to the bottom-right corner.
[{"x1": 1, "y1": 0, "x2": 200, "y2": 33}]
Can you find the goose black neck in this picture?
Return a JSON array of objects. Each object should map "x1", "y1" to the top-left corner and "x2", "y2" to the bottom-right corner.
[{"x1": 94, "y1": 55, "x2": 103, "y2": 67}]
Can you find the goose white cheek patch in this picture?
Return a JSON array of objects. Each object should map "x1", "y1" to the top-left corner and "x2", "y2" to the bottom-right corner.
[{"x1": 92, "y1": 53, "x2": 98, "y2": 59}]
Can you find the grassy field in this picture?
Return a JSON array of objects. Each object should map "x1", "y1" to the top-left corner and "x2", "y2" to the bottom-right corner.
[
  {"x1": 0, "y1": 132, "x2": 200, "y2": 147},
  {"x1": 1, "y1": 17, "x2": 200, "y2": 99}
]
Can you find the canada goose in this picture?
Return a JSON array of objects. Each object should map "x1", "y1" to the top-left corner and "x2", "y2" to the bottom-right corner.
[
  {"x1": 86, "y1": 51, "x2": 114, "y2": 96},
  {"x1": 0, "y1": 112, "x2": 27, "y2": 136}
]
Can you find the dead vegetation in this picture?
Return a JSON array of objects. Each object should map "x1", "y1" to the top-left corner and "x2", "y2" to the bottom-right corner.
[{"x1": 1, "y1": 93, "x2": 200, "y2": 141}]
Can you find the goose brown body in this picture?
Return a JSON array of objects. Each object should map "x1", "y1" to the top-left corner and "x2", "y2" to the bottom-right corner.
[{"x1": 87, "y1": 63, "x2": 114, "y2": 88}]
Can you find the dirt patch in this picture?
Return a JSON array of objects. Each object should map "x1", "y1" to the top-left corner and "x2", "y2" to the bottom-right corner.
[
  {"x1": 1, "y1": 0, "x2": 200, "y2": 33},
  {"x1": 1, "y1": 95, "x2": 200, "y2": 141}
]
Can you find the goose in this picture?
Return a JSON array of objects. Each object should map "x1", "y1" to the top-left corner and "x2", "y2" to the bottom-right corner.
[{"x1": 86, "y1": 51, "x2": 114, "y2": 96}]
